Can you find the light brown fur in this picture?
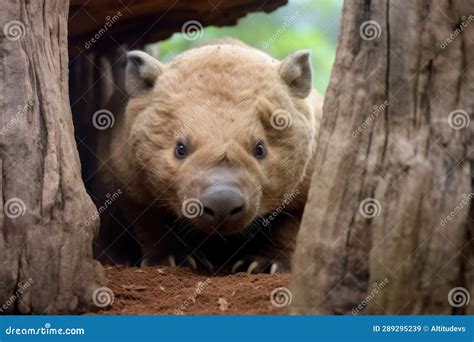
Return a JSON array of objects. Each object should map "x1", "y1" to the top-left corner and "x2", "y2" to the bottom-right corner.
[{"x1": 96, "y1": 40, "x2": 323, "y2": 273}]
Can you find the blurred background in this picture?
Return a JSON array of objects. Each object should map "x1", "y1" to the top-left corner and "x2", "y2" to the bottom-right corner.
[{"x1": 148, "y1": 0, "x2": 343, "y2": 94}]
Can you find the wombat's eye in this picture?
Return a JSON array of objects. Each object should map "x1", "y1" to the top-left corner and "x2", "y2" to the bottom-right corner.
[
  {"x1": 253, "y1": 140, "x2": 266, "y2": 160},
  {"x1": 175, "y1": 141, "x2": 188, "y2": 159}
]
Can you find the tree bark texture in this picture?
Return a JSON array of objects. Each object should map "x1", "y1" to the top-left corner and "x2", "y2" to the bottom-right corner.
[
  {"x1": 291, "y1": 0, "x2": 473, "y2": 315},
  {"x1": 0, "y1": 0, "x2": 105, "y2": 314},
  {"x1": 68, "y1": 0, "x2": 287, "y2": 54}
]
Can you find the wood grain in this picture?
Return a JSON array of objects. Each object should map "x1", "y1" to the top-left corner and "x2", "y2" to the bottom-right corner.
[
  {"x1": 0, "y1": 0, "x2": 106, "y2": 314},
  {"x1": 291, "y1": 0, "x2": 473, "y2": 315}
]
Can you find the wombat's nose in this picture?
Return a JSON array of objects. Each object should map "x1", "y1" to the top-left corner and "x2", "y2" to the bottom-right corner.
[{"x1": 200, "y1": 186, "x2": 246, "y2": 224}]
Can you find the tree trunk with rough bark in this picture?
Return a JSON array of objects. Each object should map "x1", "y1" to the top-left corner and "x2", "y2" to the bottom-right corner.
[
  {"x1": 0, "y1": 0, "x2": 105, "y2": 314},
  {"x1": 291, "y1": 0, "x2": 473, "y2": 315}
]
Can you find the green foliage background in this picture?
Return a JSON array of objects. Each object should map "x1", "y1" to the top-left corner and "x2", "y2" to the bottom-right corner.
[{"x1": 152, "y1": 0, "x2": 343, "y2": 94}]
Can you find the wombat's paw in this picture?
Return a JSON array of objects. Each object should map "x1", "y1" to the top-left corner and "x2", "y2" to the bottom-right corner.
[
  {"x1": 231, "y1": 256, "x2": 290, "y2": 274},
  {"x1": 141, "y1": 252, "x2": 214, "y2": 272},
  {"x1": 179, "y1": 252, "x2": 215, "y2": 273}
]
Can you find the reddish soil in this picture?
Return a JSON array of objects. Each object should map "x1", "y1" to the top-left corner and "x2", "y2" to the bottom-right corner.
[{"x1": 100, "y1": 266, "x2": 290, "y2": 315}]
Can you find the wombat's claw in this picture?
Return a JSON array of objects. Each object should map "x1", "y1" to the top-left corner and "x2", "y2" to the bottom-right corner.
[
  {"x1": 185, "y1": 256, "x2": 197, "y2": 270},
  {"x1": 231, "y1": 257, "x2": 289, "y2": 274},
  {"x1": 167, "y1": 255, "x2": 177, "y2": 267},
  {"x1": 140, "y1": 255, "x2": 176, "y2": 267},
  {"x1": 167, "y1": 255, "x2": 197, "y2": 270},
  {"x1": 168, "y1": 253, "x2": 214, "y2": 272},
  {"x1": 194, "y1": 254, "x2": 214, "y2": 272},
  {"x1": 140, "y1": 253, "x2": 213, "y2": 272}
]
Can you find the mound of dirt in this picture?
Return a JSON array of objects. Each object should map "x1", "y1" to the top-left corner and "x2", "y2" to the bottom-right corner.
[{"x1": 100, "y1": 266, "x2": 291, "y2": 315}]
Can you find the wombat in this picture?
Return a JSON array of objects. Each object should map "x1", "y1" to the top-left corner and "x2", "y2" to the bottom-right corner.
[{"x1": 95, "y1": 39, "x2": 323, "y2": 274}]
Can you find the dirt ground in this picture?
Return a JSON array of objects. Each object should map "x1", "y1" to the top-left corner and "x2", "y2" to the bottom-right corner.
[{"x1": 100, "y1": 266, "x2": 291, "y2": 315}]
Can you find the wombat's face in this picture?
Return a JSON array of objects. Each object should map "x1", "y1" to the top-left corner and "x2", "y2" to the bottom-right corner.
[{"x1": 125, "y1": 45, "x2": 315, "y2": 235}]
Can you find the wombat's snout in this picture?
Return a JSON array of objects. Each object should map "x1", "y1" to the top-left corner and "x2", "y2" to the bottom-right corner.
[
  {"x1": 200, "y1": 185, "x2": 246, "y2": 226},
  {"x1": 182, "y1": 167, "x2": 258, "y2": 234}
]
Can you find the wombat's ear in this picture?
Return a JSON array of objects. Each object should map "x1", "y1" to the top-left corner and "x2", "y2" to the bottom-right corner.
[
  {"x1": 125, "y1": 50, "x2": 163, "y2": 97},
  {"x1": 279, "y1": 50, "x2": 312, "y2": 98}
]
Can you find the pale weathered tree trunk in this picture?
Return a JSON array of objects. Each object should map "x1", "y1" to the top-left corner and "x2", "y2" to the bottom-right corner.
[
  {"x1": 291, "y1": 0, "x2": 473, "y2": 314},
  {"x1": 0, "y1": 0, "x2": 105, "y2": 313}
]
